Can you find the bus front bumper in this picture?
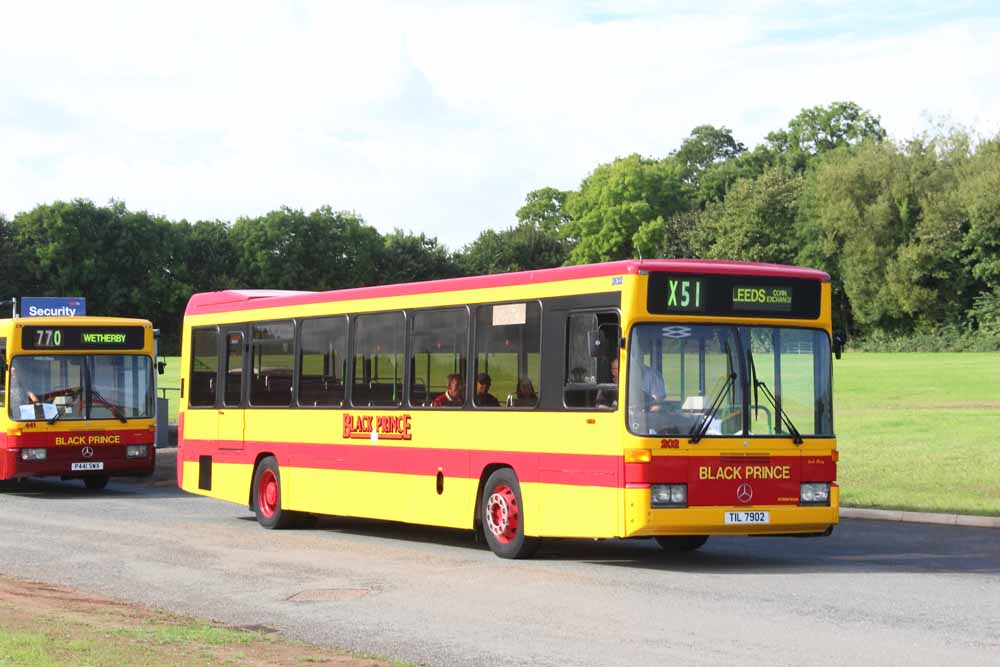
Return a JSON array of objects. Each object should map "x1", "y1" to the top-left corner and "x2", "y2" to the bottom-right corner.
[
  {"x1": 2, "y1": 445, "x2": 156, "y2": 480},
  {"x1": 624, "y1": 485, "x2": 840, "y2": 537}
]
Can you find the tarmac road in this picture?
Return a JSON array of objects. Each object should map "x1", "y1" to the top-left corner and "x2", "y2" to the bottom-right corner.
[{"x1": 0, "y1": 473, "x2": 997, "y2": 666}]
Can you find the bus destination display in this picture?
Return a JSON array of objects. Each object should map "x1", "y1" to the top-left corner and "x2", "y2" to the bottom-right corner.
[
  {"x1": 21, "y1": 326, "x2": 146, "y2": 350},
  {"x1": 732, "y1": 285, "x2": 793, "y2": 313},
  {"x1": 648, "y1": 273, "x2": 820, "y2": 319}
]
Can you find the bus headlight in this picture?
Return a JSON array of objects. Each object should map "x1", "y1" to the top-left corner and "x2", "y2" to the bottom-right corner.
[
  {"x1": 126, "y1": 445, "x2": 148, "y2": 459},
  {"x1": 651, "y1": 484, "x2": 687, "y2": 508},
  {"x1": 21, "y1": 448, "x2": 47, "y2": 461},
  {"x1": 800, "y1": 483, "x2": 830, "y2": 506}
]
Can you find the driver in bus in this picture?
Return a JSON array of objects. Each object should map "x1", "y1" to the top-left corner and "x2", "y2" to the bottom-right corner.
[
  {"x1": 433, "y1": 373, "x2": 465, "y2": 407},
  {"x1": 639, "y1": 342, "x2": 666, "y2": 409},
  {"x1": 8, "y1": 365, "x2": 41, "y2": 406}
]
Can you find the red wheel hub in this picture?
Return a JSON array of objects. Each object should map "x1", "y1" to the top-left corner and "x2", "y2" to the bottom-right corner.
[
  {"x1": 485, "y1": 484, "x2": 519, "y2": 544},
  {"x1": 258, "y1": 469, "x2": 279, "y2": 518}
]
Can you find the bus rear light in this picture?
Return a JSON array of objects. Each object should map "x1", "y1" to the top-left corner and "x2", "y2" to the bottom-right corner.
[
  {"x1": 21, "y1": 448, "x2": 47, "y2": 461},
  {"x1": 126, "y1": 445, "x2": 149, "y2": 459},
  {"x1": 800, "y1": 483, "x2": 830, "y2": 505},
  {"x1": 651, "y1": 484, "x2": 687, "y2": 508},
  {"x1": 625, "y1": 448, "x2": 652, "y2": 464}
]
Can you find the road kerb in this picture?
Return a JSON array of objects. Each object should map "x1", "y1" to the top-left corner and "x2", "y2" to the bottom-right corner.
[{"x1": 841, "y1": 507, "x2": 1000, "y2": 529}]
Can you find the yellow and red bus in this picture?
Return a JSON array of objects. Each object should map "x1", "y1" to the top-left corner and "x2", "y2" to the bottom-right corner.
[
  {"x1": 177, "y1": 260, "x2": 837, "y2": 558},
  {"x1": 1, "y1": 317, "x2": 157, "y2": 489}
]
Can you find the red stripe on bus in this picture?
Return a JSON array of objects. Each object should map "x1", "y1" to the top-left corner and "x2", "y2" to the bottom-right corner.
[
  {"x1": 179, "y1": 438, "x2": 623, "y2": 488},
  {"x1": 185, "y1": 260, "x2": 829, "y2": 315}
]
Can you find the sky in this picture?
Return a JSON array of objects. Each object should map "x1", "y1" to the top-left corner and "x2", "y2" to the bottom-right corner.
[{"x1": 2, "y1": 0, "x2": 999, "y2": 249}]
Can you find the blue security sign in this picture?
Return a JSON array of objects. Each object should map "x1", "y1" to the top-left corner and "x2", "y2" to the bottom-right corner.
[{"x1": 19, "y1": 297, "x2": 87, "y2": 318}]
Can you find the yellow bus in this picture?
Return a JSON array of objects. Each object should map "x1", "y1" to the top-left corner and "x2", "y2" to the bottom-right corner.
[
  {"x1": 177, "y1": 260, "x2": 838, "y2": 558},
  {"x1": 1, "y1": 316, "x2": 157, "y2": 489}
]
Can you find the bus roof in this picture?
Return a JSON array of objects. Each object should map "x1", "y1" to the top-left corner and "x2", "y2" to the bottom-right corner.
[{"x1": 185, "y1": 259, "x2": 831, "y2": 316}]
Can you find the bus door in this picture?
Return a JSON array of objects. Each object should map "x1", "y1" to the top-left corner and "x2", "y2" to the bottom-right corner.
[{"x1": 217, "y1": 328, "x2": 245, "y2": 450}]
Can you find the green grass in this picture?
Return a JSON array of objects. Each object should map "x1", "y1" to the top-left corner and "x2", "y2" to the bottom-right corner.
[
  {"x1": 834, "y1": 352, "x2": 1000, "y2": 516},
  {"x1": 159, "y1": 352, "x2": 1000, "y2": 516}
]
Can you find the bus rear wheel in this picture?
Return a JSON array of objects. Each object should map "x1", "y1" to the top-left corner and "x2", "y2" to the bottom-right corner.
[
  {"x1": 252, "y1": 457, "x2": 297, "y2": 529},
  {"x1": 655, "y1": 535, "x2": 709, "y2": 552},
  {"x1": 83, "y1": 475, "x2": 110, "y2": 491},
  {"x1": 481, "y1": 468, "x2": 539, "y2": 559}
]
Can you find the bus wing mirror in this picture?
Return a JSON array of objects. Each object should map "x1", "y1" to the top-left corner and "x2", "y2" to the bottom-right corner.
[
  {"x1": 833, "y1": 335, "x2": 844, "y2": 360},
  {"x1": 157, "y1": 361, "x2": 166, "y2": 375}
]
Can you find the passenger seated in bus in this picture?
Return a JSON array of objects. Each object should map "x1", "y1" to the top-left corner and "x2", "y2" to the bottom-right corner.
[
  {"x1": 596, "y1": 358, "x2": 619, "y2": 409},
  {"x1": 474, "y1": 373, "x2": 500, "y2": 407},
  {"x1": 432, "y1": 373, "x2": 465, "y2": 407},
  {"x1": 509, "y1": 377, "x2": 537, "y2": 407}
]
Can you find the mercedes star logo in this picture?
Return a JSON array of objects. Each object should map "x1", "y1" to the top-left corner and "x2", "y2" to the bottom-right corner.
[
  {"x1": 736, "y1": 482, "x2": 753, "y2": 504},
  {"x1": 81, "y1": 446, "x2": 94, "y2": 458}
]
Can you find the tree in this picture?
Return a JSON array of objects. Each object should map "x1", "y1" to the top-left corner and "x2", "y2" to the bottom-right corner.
[
  {"x1": 959, "y1": 136, "x2": 1000, "y2": 292},
  {"x1": 690, "y1": 168, "x2": 803, "y2": 265},
  {"x1": 515, "y1": 187, "x2": 571, "y2": 236},
  {"x1": 176, "y1": 219, "x2": 239, "y2": 294},
  {"x1": 0, "y1": 214, "x2": 18, "y2": 301},
  {"x1": 11, "y1": 200, "x2": 191, "y2": 349},
  {"x1": 376, "y1": 230, "x2": 460, "y2": 285},
  {"x1": 767, "y1": 101, "x2": 887, "y2": 172},
  {"x1": 230, "y1": 207, "x2": 382, "y2": 291},
  {"x1": 562, "y1": 154, "x2": 689, "y2": 264},
  {"x1": 459, "y1": 222, "x2": 568, "y2": 275}
]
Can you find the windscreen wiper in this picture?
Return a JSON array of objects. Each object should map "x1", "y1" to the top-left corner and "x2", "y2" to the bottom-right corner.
[
  {"x1": 90, "y1": 388, "x2": 128, "y2": 423},
  {"x1": 754, "y1": 380, "x2": 803, "y2": 445},
  {"x1": 46, "y1": 406, "x2": 63, "y2": 426},
  {"x1": 688, "y1": 372, "x2": 736, "y2": 444}
]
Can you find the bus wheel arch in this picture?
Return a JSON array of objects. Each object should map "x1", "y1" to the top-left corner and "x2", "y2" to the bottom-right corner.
[{"x1": 478, "y1": 466, "x2": 540, "y2": 559}]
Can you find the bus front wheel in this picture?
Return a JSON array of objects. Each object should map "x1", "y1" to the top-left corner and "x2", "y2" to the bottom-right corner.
[
  {"x1": 481, "y1": 468, "x2": 539, "y2": 559},
  {"x1": 252, "y1": 457, "x2": 297, "y2": 529},
  {"x1": 655, "y1": 535, "x2": 709, "y2": 552}
]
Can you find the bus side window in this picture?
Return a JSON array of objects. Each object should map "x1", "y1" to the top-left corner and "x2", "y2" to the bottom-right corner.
[
  {"x1": 410, "y1": 308, "x2": 468, "y2": 407},
  {"x1": 474, "y1": 302, "x2": 541, "y2": 409},
  {"x1": 298, "y1": 316, "x2": 347, "y2": 407},
  {"x1": 352, "y1": 312, "x2": 404, "y2": 407},
  {"x1": 189, "y1": 328, "x2": 219, "y2": 407},
  {"x1": 564, "y1": 312, "x2": 619, "y2": 409},
  {"x1": 249, "y1": 321, "x2": 294, "y2": 407}
]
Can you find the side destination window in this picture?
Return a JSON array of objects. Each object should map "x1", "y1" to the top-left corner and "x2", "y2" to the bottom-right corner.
[
  {"x1": 410, "y1": 308, "x2": 468, "y2": 407},
  {"x1": 564, "y1": 312, "x2": 620, "y2": 409},
  {"x1": 298, "y1": 316, "x2": 348, "y2": 407},
  {"x1": 250, "y1": 321, "x2": 294, "y2": 407},
  {"x1": 475, "y1": 302, "x2": 541, "y2": 408},
  {"x1": 223, "y1": 331, "x2": 244, "y2": 407},
  {"x1": 352, "y1": 312, "x2": 404, "y2": 407},
  {"x1": 189, "y1": 328, "x2": 219, "y2": 407}
]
